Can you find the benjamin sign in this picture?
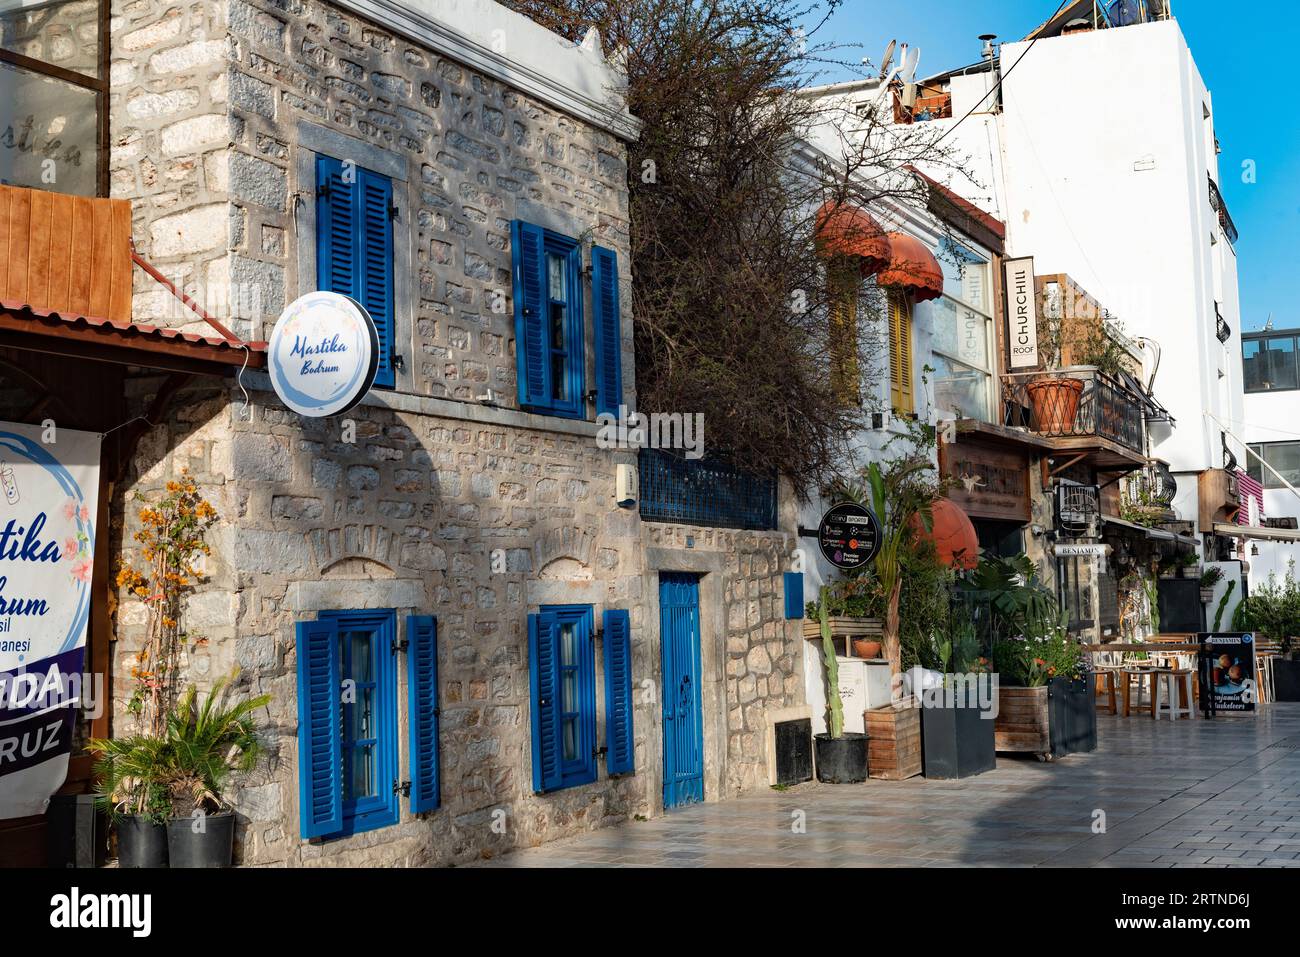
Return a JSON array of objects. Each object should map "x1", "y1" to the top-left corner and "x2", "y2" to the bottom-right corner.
[{"x1": 1004, "y1": 256, "x2": 1039, "y2": 369}]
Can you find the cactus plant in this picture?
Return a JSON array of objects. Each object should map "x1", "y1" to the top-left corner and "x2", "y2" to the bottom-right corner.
[{"x1": 819, "y1": 586, "x2": 844, "y2": 739}]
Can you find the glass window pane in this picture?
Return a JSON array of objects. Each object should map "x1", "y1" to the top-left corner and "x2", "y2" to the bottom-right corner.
[
  {"x1": 549, "y1": 301, "x2": 566, "y2": 350},
  {"x1": 930, "y1": 296, "x2": 990, "y2": 370},
  {"x1": 932, "y1": 354, "x2": 991, "y2": 423},
  {"x1": 547, "y1": 252, "x2": 566, "y2": 302},
  {"x1": 1246, "y1": 445, "x2": 1263, "y2": 487},
  {"x1": 1243, "y1": 341, "x2": 1265, "y2": 392},
  {"x1": 558, "y1": 622, "x2": 575, "y2": 666},
  {"x1": 0, "y1": 0, "x2": 102, "y2": 79},
  {"x1": 347, "y1": 630, "x2": 372, "y2": 683},
  {"x1": 562, "y1": 717, "x2": 578, "y2": 762},
  {"x1": 0, "y1": 60, "x2": 98, "y2": 196},
  {"x1": 1265, "y1": 336, "x2": 1298, "y2": 390},
  {"x1": 960, "y1": 262, "x2": 989, "y2": 314},
  {"x1": 1264, "y1": 443, "x2": 1300, "y2": 489},
  {"x1": 352, "y1": 743, "x2": 374, "y2": 799},
  {"x1": 353, "y1": 686, "x2": 373, "y2": 741}
]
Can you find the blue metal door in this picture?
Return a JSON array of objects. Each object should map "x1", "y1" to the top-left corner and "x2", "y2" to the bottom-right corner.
[{"x1": 660, "y1": 573, "x2": 704, "y2": 808}]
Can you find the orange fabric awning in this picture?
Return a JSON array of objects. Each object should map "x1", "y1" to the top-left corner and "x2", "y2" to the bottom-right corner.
[
  {"x1": 814, "y1": 201, "x2": 890, "y2": 275},
  {"x1": 909, "y1": 498, "x2": 979, "y2": 570},
  {"x1": 878, "y1": 231, "x2": 944, "y2": 303}
]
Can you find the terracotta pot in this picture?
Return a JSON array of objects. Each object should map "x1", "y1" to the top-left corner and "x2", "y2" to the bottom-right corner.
[
  {"x1": 1025, "y1": 377, "x2": 1084, "y2": 434},
  {"x1": 853, "y1": 638, "x2": 882, "y2": 659}
]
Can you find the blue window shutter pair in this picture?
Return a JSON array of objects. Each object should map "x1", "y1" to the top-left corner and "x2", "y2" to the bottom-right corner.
[
  {"x1": 784, "y1": 572, "x2": 805, "y2": 619},
  {"x1": 529, "y1": 607, "x2": 635, "y2": 792},
  {"x1": 406, "y1": 615, "x2": 440, "y2": 814},
  {"x1": 510, "y1": 219, "x2": 623, "y2": 416},
  {"x1": 602, "y1": 608, "x2": 635, "y2": 776},
  {"x1": 316, "y1": 155, "x2": 396, "y2": 388},
  {"x1": 296, "y1": 614, "x2": 440, "y2": 838}
]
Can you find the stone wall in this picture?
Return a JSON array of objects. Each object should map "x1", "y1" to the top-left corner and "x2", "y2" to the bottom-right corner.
[
  {"x1": 109, "y1": 1, "x2": 234, "y2": 335},
  {"x1": 103, "y1": 0, "x2": 798, "y2": 868},
  {"x1": 224, "y1": 0, "x2": 632, "y2": 399},
  {"x1": 112, "y1": 378, "x2": 652, "y2": 866}
]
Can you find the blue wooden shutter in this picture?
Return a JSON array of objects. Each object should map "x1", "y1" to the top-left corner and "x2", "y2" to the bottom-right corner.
[
  {"x1": 511, "y1": 220, "x2": 548, "y2": 408},
  {"x1": 592, "y1": 245, "x2": 622, "y2": 417},
  {"x1": 296, "y1": 618, "x2": 343, "y2": 839},
  {"x1": 316, "y1": 157, "x2": 394, "y2": 388},
  {"x1": 406, "y1": 615, "x2": 440, "y2": 814},
  {"x1": 602, "y1": 608, "x2": 635, "y2": 776},
  {"x1": 358, "y1": 168, "x2": 395, "y2": 388},
  {"x1": 316, "y1": 155, "x2": 357, "y2": 301},
  {"x1": 784, "y1": 572, "x2": 805, "y2": 619},
  {"x1": 528, "y1": 612, "x2": 563, "y2": 792}
]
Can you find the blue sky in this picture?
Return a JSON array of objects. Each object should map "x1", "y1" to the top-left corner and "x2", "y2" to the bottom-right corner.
[{"x1": 813, "y1": 0, "x2": 1297, "y2": 331}]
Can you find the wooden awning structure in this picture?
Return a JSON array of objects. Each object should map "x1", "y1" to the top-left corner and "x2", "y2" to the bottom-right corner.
[{"x1": 0, "y1": 183, "x2": 265, "y2": 375}]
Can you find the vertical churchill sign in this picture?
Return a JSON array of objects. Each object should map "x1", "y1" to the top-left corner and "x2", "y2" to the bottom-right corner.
[
  {"x1": 1003, "y1": 257, "x2": 1039, "y2": 369},
  {"x1": 0, "y1": 423, "x2": 100, "y2": 819}
]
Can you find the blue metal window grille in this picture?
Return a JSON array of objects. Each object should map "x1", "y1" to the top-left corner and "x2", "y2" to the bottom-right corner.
[
  {"x1": 316, "y1": 608, "x2": 399, "y2": 836},
  {"x1": 638, "y1": 449, "x2": 778, "y2": 530}
]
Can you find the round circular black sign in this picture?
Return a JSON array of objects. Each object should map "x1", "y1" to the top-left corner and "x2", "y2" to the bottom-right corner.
[{"x1": 817, "y1": 501, "x2": 882, "y2": 571}]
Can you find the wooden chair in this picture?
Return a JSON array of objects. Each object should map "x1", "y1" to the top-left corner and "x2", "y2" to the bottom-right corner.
[{"x1": 1091, "y1": 651, "x2": 1119, "y2": 715}]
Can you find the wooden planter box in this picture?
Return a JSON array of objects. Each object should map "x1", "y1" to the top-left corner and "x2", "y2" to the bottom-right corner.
[
  {"x1": 802, "y1": 617, "x2": 882, "y2": 658},
  {"x1": 865, "y1": 701, "x2": 922, "y2": 780},
  {"x1": 994, "y1": 686, "x2": 1050, "y2": 757}
]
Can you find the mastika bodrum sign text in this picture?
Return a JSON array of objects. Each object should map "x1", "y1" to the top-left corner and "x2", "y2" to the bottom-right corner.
[
  {"x1": 0, "y1": 422, "x2": 100, "y2": 819},
  {"x1": 268, "y1": 292, "x2": 379, "y2": 418}
]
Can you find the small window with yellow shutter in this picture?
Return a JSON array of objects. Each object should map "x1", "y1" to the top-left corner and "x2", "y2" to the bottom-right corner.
[{"x1": 888, "y1": 289, "x2": 914, "y2": 415}]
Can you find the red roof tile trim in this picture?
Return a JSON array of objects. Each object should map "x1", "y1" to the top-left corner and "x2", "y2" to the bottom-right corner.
[{"x1": 1, "y1": 298, "x2": 267, "y2": 357}]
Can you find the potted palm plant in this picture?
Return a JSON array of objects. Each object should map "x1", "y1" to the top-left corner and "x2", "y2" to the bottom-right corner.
[
  {"x1": 1025, "y1": 304, "x2": 1083, "y2": 434},
  {"x1": 91, "y1": 673, "x2": 269, "y2": 867},
  {"x1": 88, "y1": 737, "x2": 171, "y2": 867}
]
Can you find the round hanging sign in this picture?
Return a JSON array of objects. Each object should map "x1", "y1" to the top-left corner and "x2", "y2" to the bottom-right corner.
[
  {"x1": 817, "y1": 501, "x2": 882, "y2": 571},
  {"x1": 268, "y1": 292, "x2": 379, "y2": 417}
]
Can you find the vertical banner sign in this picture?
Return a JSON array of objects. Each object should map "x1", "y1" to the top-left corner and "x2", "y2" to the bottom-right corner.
[
  {"x1": 1003, "y1": 256, "x2": 1039, "y2": 369},
  {"x1": 0, "y1": 423, "x2": 100, "y2": 819},
  {"x1": 1204, "y1": 633, "x2": 1257, "y2": 714}
]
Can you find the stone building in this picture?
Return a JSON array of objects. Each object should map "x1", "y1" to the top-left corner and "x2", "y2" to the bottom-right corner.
[{"x1": 0, "y1": 0, "x2": 806, "y2": 866}]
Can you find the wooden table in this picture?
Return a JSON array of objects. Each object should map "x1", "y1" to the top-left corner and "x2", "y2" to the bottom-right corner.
[{"x1": 1082, "y1": 642, "x2": 1203, "y2": 716}]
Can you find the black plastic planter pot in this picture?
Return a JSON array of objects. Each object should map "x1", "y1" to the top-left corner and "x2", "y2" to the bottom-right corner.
[
  {"x1": 1048, "y1": 676, "x2": 1097, "y2": 758},
  {"x1": 166, "y1": 811, "x2": 234, "y2": 868},
  {"x1": 921, "y1": 702, "x2": 996, "y2": 779},
  {"x1": 813, "y1": 732, "x2": 868, "y2": 783},
  {"x1": 117, "y1": 816, "x2": 168, "y2": 868}
]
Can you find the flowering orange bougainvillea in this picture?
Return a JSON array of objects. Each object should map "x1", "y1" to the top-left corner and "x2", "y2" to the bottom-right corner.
[{"x1": 115, "y1": 471, "x2": 218, "y2": 737}]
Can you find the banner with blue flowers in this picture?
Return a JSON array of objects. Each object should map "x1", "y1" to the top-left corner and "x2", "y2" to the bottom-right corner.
[{"x1": 0, "y1": 422, "x2": 100, "y2": 819}]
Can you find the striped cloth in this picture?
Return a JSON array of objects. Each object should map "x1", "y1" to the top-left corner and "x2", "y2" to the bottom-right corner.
[{"x1": 1237, "y1": 469, "x2": 1264, "y2": 525}]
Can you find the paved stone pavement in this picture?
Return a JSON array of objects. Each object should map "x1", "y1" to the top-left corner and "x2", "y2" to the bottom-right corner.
[{"x1": 481, "y1": 704, "x2": 1300, "y2": 867}]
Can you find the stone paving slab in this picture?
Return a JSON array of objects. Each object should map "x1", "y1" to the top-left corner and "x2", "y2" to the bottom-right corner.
[{"x1": 479, "y1": 704, "x2": 1300, "y2": 868}]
